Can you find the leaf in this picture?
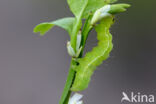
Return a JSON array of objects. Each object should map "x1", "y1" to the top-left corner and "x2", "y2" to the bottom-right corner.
[
  {"x1": 33, "y1": 17, "x2": 75, "y2": 36},
  {"x1": 90, "y1": 3, "x2": 130, "y2": 25},
  {"x1": 82, "y1": 0, "x2": 108, "y2": 18},
  {"x1": 110, "y1": 0, "x2": 118, "y2": 3},
  {"x1": 109, "y1": 4, "x2": 131, "y2": 14},
  {"x1": 68, "y1": 0, "x2": 109, "y2": 50},
  {"x1": 67, "y1": 0, "x2": 109, "y2": 19},
  {"x1": 67, "y1": 0, "x2": 88, "y2": 50},
  {"x1": 67, "y1": 0, "x2": 88, "y2": 19},
  {"x1": 71, "y1": 17, "x2": 114, "y2": 91}
]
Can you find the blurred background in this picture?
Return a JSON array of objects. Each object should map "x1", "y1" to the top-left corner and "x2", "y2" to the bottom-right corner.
[{"x1": 0, "y1": 0, "x2": 155, "y2": 104}]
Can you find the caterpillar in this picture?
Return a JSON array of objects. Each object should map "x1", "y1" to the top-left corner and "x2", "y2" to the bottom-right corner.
[{"x1": 71, "y1": 17, "x2": 114, "y2": 91}]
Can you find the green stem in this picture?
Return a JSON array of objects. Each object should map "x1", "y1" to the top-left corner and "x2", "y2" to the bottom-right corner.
[
  {"x1": 59, "y1": 59, "x2": 76, "y2": 104},
  {"x1": 64, "y1": 91, "x2": 71, "y2": 104},
  {"x1": 59, "y1": 15, "x2": 93, "y2": 104},
  {"x1": 59, "y1": 17, "x2": 83, "y2": 104},
  {"x1": 80, "y1": 15, "x2": 93, "y2": 56}
]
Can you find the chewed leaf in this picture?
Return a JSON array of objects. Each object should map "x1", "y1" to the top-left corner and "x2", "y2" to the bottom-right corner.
[
  {"x1": 33, "y1": 23, "x2": 54, "y2": 36},
  {"x1": 33, "y1": 17, "x2": 75, "y2": 36}
]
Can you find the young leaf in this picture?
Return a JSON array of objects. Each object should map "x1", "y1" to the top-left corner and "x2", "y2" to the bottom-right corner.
[
  {"x1": 91, "y1": 3, "x2": 130, "y2": 25},
  {"x1": 67, "y1": 0, "x2": 88, "y2": 18},
  {"x1": 68, "y1": 0, "x2": 111, "y2": 51},
  {"x1": 33, "y1": 17, "x2": 75, "y2": 36},
  {"x1": 67, "y1": 0, "x2": 114, "y2": 19},
  {"x1": 108, "y1": 4, "x2": 131, "y2": 14},
  {"x1": 68, "y1": 0, "x2": 87, "y2": 51},
  {"x1": 82, "y1": 0, "x2": 108, "y2": 18}
]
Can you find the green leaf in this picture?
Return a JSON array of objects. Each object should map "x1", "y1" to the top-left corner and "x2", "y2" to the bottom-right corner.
[
  {"x1": 109, "y1": 0, "x2": 118, "y2": 3},
  {"x1": 91, "y1": 3, "x2": 130, "y2": 25},
  {"x1": 67, "y1": 0, "x2": 87, "y2": 50},
  {"x1": 67, "y1": 0, "x2": 109, "y2": 19},
  {"x1": 109, "y1": 4, "x2": 131, "y2": 14},
  {"x1": 33, "y1": 17, "x2": 75, "y2": 36},
  {"x1": 67, "y1": 0, "x2": 88, "y2": 19},
  {"x1": 82, "y1": 0, "x2": 108, "y2": 18},
  {"x1": 68, "y1": 0, "x2": 110, "y2": 51}
]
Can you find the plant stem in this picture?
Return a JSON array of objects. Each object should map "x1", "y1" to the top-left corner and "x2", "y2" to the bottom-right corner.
[
  {"x1": 59, "y1": 15, "x2": 93, "y2": 104},
  {"x1": 80, "y1": 15, "x2": 93, "y2": 56},
  {"x1": 59, "y1": 59, "x2": 77, "y2": 104}
]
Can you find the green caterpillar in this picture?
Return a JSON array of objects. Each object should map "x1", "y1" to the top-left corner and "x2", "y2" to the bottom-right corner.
[{"x1": 71, "y1": 17, "x2": 114, "y2": 91}]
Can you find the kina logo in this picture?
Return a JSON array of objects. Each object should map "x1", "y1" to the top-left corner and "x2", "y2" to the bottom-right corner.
[{"x1": 121, "y1": 92, "x2": 154, "y2": 103}]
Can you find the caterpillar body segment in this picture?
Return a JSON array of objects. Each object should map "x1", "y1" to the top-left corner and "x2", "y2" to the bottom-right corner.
[{"x1": 71, "y1": 17, "x2": 114, "y2": 91}]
